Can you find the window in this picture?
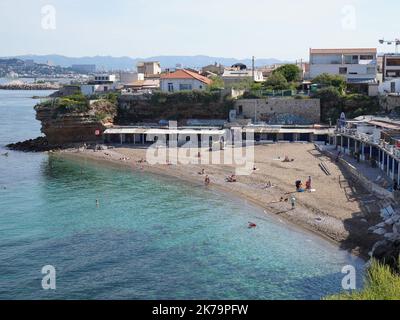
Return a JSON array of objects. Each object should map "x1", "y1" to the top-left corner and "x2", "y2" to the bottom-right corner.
[
  {"x1": 179, "y1": 84, "x2": 192, "y2": 91},
  {"x1": 168, "y1": 83, "x2": 174, "y2": 92},
  {"x1": 186, "y1": 136, "x2": 191, "y2": 142},
  {"x1": 360, "y1": 55, "x2": 374, "y2": 60},
  {"x1": 344, "y1": 55, "x2": 359, "y2": 64},
  {"x1": 339, "y1": 67, "x2": 347, "y2": 75},
  {"x1": 386, "y1": 71, "x2": 400, "y2": 77},
  {"x1": 387, "y1": 59, "x2": 400, "y2": 66},
  {"x1": 391, "y1": 82, "x2": 396, "y2": 93}
]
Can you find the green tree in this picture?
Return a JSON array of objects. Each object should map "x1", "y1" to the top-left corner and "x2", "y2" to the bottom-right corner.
[
  {"x1": 263, "y1": 72, "x2": 290, "y2": 90},
  {"x1": 207, "y1": 76, "x2": 224, "y2": 91},
  {"x1": 273, "y1": 64, "x2": 301, "y2": 82},
  {"x1": 312, "y1": 73, "x2": 346, "y2": 93},
  {"x1": 229, "y1": 78, "x2": 253, "y2": 90}
]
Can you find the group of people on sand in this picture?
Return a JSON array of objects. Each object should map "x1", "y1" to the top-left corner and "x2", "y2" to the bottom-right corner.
[
  {"x1": 279, "y1": 195, "x2": 297, "y2": 209},
  {"x1": 295, "y1": 176, "x2": 313, "y2": 192}
]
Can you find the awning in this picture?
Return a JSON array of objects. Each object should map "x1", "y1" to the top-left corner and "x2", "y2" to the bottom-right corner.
[
  {"x1": 104, "y1": 128, "x2": 226, "y2": 135},
  {"x1": 347, "y1": 78, "x2": 377, "y2": 84}
]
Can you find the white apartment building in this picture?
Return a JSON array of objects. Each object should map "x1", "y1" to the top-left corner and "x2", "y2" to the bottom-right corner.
[
  {"x1": 222, "y1": 69, "x2": 264, "y2": 87},
  {"x1": 93, "y1": 74, "x2": 117, "y2": 83},
  {"x1": 119, "y1": 72, "x2": 145, "y2": 85},
  {"x1": 137, "y1": 61, "x2": 161, "y2": 77},
  {"x1": 309, "y1": 48, "x2": 378, "y2": 95},
  {"x1": 80, "y1": 74, "x2": 118, "y2": 95},
  {"x1": 379, "y1": 54, "x2": 400, "y2": 94}
]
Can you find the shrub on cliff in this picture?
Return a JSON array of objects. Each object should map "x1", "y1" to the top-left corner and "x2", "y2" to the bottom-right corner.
[
  {"x1": 35, "y1": 93, "x2": 90, "y2": 114},
  {"x1": 312, "y1": 87, "x2": 381, "y2": 123},
  {"x1": 325, "y1": 260, "x2": 400, "y2": 300},
  {"x1": 35, "y1": 94, "x2": 117, "y2": 124},
  {"x1": 91, "y1": 99, "x2": 117, "y2": 123},
  {"x1": 150, "y1": 91, "x2": 220, "y2": 106}
]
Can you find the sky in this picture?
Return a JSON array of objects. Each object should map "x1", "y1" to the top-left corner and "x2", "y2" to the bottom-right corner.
[{"x1": 0, "y1": 0, "x2": 399, "y2": 60}]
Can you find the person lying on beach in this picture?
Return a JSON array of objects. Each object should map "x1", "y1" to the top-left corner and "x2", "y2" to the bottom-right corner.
[
  {"x1": 282, "y1": 156, "x2": 294, "y2": 163},
  {"x1": 226, "y1": 175, "x2": 237, "y2": 183},
  {"x1": 198, "y1": 169, "x2": 205, "y2": 175}
]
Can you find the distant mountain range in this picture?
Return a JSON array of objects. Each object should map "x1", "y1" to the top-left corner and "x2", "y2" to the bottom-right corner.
[{"x1": 4, "y1": 54, "x2": 288, "y2": 71}]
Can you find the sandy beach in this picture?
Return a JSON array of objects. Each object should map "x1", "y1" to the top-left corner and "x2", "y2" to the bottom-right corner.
[{"x1": 57, "y1": 143, "x2": 382, "y2": 258}]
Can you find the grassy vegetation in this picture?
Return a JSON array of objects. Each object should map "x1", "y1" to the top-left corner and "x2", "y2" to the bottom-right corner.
[
  {"x1": 35, "y1": 93, "x2": 117, "y2": 123},
  {"x1": 325, "y1": 260, "x2": 400, "y2": 300},
  {"x1": 312, "y1": 85, "x2": 381, "y2": 123},
  {"x1": 149, "y1": 90, "x2": 221, "y2": 106}
]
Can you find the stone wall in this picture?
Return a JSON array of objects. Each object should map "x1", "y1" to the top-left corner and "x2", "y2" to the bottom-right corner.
[
  {"x1": 117, "y1": 93, "x2": 230, "y2": 125},
  {"x1": 234, "y1": 98, "x2": 321, "y2": 124},
  {"x1": 379, "y1": 95, "x2": 400, "y2": 112}
]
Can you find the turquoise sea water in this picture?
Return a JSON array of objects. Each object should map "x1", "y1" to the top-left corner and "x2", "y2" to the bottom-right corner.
[{"x1": 0, "y1": 88, "x2": 364, "y2": 300}]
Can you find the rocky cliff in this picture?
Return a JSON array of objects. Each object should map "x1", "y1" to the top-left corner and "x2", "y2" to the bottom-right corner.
[{"x1": 34, "y1": 97, "x2": 117, "y2": 145}]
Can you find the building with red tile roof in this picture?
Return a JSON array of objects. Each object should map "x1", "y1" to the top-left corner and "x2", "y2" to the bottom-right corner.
[{"x1": 160, "y1": 69, "x2": 212, "y2": 92}]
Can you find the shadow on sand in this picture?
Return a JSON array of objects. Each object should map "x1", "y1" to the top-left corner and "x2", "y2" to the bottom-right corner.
[{"x1": 309, "y1": 146, "x2": 382, "y2": 259}]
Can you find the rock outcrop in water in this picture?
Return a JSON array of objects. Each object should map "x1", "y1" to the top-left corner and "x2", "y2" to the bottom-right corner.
[
  {"x1": 6, "y1": 137, "x2": 55, "y2": 152},
  {"x1": 0, "y1": 81, "x2": 61, "y2": 90},
  {"x1": 34, "y1": 96, "x2": 117, "y2": 145}
]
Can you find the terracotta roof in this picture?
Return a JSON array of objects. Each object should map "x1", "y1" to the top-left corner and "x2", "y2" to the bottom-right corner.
[
  {"x1": 310, "y1": 48, "x2": 377, "y2": 55},
  {"x1": 160, "y1": 69, "x2": 212, "y2": 85}
]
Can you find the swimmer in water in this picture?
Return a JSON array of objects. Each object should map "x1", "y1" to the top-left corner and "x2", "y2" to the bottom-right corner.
[
  {"x1": 96, "y1": 199, "x2": 99, "y2": 208},
  {"x1": 248, "y1": 222, "x2": 257, "y2": 228}
]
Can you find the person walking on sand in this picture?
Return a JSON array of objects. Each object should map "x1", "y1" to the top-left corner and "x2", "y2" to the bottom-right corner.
[
  {"x1": 290, "y1": 195, "x2": 296, "y2": 210},
  {"x1": 204, "y1": 175, "x2": 210, "y2": 186}
]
